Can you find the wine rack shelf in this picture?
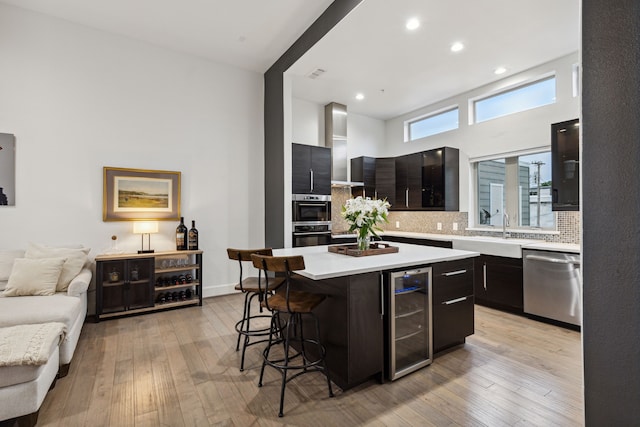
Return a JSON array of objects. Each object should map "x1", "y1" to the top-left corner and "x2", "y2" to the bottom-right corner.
[{"x1": 95, "y1": 250, "x2": 203, "y2": 321}]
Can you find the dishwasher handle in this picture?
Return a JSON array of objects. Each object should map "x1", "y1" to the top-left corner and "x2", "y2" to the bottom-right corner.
[{"x1": 525, "y1": 254, "x2": 581, "y2": 266}]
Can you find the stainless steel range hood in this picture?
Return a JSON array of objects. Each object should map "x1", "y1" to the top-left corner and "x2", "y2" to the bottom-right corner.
[{"x1": 324, "y1": 102, "x2": 364, "y2": 188}]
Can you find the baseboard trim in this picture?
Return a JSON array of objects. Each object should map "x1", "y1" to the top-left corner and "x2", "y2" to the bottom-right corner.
[{"x1": 202, "y1": 283, "x2": 235, "y2": 299}]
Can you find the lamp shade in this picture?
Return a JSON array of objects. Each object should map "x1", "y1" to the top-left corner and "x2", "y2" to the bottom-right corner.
[{"x1": 133, "y1": 221, "x2": 159, "y2": 234}]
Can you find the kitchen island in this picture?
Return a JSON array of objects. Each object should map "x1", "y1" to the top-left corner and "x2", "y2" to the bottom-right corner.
[{"x1": 273, "y1": 242, "x2": 479, "y2": 390}]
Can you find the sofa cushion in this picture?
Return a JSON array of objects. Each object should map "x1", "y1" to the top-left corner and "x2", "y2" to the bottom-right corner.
[
  {"x1": 3, "y1": 258, "x2": 65, "y2": 297},
  {"x1": 0, "y1": 345, "x2": 58, "y2": 388},
  {"x1": 0, "y1": 280, "x2": 7, "y2": 292},
  {"x1": 0, "y1": 250, "x2": 25, "y2": 281},
  {"x1": 0, "y1": 293, "x2": 83, "y2": 332},
  {"x1": 25, "y1": 243, "x2": 90, "y2": 292}
]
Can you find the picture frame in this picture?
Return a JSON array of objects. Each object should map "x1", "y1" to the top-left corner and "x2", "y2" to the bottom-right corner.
[{"x1": 103, "y1": 167, "x2": 181, "y2": 221}]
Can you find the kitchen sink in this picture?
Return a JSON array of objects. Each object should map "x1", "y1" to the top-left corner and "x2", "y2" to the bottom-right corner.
[{"x1": 451, "y1": 236, "x2": 541, "y2": 258}]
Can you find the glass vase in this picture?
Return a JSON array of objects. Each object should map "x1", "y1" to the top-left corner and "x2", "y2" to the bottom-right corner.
[{"x1": 357, "y1": 234, "x2": 371, "y2": 251}]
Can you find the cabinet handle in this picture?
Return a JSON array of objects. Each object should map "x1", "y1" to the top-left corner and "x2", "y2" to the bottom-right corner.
[
  {"x1": 443, "y1": 296, "x2": 468, "y2": 305},
  {"x1": 380, "y1": 272, "x2": 384, "y2": 317},
  {"x1": 442, "y1": 269, "x2": 467, "y2": 277},
  {"x1": 483, "y1": 262, "x2": 487, "y2": 291},
  {"x1": 310, "y1": 169, "x2": 314, "y2": 192},
  {"x1": 405, "y1": 188, "x2": 409, "y2": 207},
  {"x1": 374, "y1": 190, "x2": 378, "y2": 199}
]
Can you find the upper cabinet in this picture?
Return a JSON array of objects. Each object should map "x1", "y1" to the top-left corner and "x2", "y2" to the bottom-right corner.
[
  {"x1": 350, "y1": 156, "x2": 376, "y2": 198},
  {"x1": 349, "y1": 147, "x2": 459, "y2": 211},
  {"x1": 551, "y1": 119, "x2": 580, "y2": 211},
  {"x1": 292, "y1": 143, "x2": 332, "y2": 195},
  {"x1": 375, "y1": 158, "x2": 396, "y2": 203},
  {"x1": 422, "y1": 147, "x2": 459, "y2": 211},
  {"x1": 395, "y1": 153, "x2": 423, "y2": 209}
]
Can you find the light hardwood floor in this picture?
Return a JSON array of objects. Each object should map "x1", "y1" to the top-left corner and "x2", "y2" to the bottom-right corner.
[{"x1": 35, "y1": 295, "x2": 583, "y2": 426}]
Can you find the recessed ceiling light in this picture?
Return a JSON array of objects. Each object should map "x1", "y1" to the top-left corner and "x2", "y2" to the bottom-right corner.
[
  {"x1": 450, "y1": 42, "x2": 464, "y2": 53},
  {"x1": 494, "y1": 66, "x2": 507, "y2": 75},
  {"x1": 406, "y1": 18, "x2": 420, "y2": 30},
  {"x1": 355, "y1": 93, "x2": 365, "y2": 101}
]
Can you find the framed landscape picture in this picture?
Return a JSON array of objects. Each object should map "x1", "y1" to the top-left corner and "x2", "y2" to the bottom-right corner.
[{"x1": 103, "y1": 167, "x2": 181, "y2": 221}]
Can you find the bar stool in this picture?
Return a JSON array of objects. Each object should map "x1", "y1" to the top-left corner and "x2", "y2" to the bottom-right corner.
[
  {"x1": 251, "y1": 253, "x2": 334, "y2": 417},
  {"x1": 227, "y1": 248, "x2": 285, "y2": 372}
]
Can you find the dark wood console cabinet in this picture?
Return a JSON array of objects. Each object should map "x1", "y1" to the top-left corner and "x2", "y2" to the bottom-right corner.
[{"x1": 96, "y1": 250, "x2": 203, "y2": 321}]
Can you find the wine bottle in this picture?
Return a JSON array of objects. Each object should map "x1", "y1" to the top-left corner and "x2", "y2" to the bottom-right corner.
[
  {"x1": 188, "y1": 220, "x2": 199, "y2": 250},
  {"x1": 176, "y1": 217, "x2": 187, "y2": 250}
]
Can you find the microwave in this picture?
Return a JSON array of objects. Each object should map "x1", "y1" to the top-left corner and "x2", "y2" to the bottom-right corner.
[{"x1": 292, "y1": 194, "x2": 331, "y2": 224}]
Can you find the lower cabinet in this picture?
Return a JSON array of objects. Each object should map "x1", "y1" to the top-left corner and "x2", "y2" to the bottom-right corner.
[
  {"x1": 96, "y1": 250, "x2": 203, "y2": 321},
  {"x1": 473, "y1": 255, "x2": 523, "y2": 313},
  {"x1": 432, "y1": 258, "x2": 475, "y2": 354},
  {"x1": 293, "y1": 271, "x2": 383, "y2": 390}
]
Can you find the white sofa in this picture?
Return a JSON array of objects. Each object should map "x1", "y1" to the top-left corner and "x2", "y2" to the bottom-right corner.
[{"x1": 0, "y1": 245, "x2": 92, "y2": 426}]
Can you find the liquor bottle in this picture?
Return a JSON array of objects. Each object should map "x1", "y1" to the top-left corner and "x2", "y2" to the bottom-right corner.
[
  {"x1": 188, "y1": 220, "x2": 199, "y2": 250},
  {"x1": 176, "y1": 217, "x2": 187, "y2": 250}
]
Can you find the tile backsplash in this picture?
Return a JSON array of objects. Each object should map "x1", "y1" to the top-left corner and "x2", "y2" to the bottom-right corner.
[{"x1": 331, "y1": 188, "x2": 580, "y2": 244}]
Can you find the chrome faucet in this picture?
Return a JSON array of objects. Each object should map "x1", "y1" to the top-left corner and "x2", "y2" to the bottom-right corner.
[{"x1": 503, "y1": 212, "x2": 510, "y2": 239}]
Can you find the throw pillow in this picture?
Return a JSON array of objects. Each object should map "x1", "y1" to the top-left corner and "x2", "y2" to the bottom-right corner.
[
  {"x1": 3, "y1": 257, "x2": 66, "y2": 297},
  {"x1": 0, "y1": 250, "x2": 25, "y2": 281},
  {"x1": 25, "y1": 243, "x2": 90, "y2": 292}
]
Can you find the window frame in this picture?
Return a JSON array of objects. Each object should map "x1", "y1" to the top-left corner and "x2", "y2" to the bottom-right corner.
[
  {"x1": 404, "y1": 105, "x2": 459, "y2": 142},
  {"x1": 470, "y1": 148, "x2": 557, "y2": 231},
  {"x1": 468, "y1": 72, "x2": 557, "y2": 125}
]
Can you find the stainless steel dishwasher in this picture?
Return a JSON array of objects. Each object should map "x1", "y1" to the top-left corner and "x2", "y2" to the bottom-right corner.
[{"x1": 523, "y1": 249, "x2": 581, "y2": 327}]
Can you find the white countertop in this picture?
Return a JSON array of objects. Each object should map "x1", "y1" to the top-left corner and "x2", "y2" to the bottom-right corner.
[
  {"x1": 273, "y1": 242, "x2": 479, "y2": 280},
  {"x1": 523, "y1": 242, "x2": 581, "y2": 253},
  {"x1": 332, "y1": 231, "x2": 581, "y2": 257}
]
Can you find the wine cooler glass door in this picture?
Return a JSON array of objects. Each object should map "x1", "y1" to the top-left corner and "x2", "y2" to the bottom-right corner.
[{"x1": 389, "y1": 267, "x2": 433, "y2": 380}]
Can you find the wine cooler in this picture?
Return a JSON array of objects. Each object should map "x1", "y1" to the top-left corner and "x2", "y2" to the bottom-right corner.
[{"x1": 387, "y1": 267, "x2": 433, "y2": 380}]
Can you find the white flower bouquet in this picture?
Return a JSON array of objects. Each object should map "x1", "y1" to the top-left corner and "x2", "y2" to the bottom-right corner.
[{"x1": 341, "y1": 196, "x2": 391, "y2": 250}]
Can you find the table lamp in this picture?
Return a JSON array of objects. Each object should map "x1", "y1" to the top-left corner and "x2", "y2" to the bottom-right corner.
[{"x1": 133, "y1": 221, "x2": 158, "y2": 253}]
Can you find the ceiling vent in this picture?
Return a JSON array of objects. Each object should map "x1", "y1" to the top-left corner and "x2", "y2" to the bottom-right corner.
[{"x1": 306, "y1": 68, "x2": 326, "y2": 79}]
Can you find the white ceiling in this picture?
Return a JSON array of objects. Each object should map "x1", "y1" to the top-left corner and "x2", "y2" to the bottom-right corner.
[
  {"x1": 0, "y1": 0, "x2": 334, "y2": 72},
  {"x1": 288, "y1": 0, "x2": 580, "y2": 119},
  {"x1": 1, "y1": 0, "x2": 580, "y2": 121}
]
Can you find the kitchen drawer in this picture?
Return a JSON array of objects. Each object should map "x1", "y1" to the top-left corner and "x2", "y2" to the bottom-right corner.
[
  {"x1": 432, "y1": 258, "x2": 474, "y2": 303},
  {"x1": 433, "y1": 295, "x2": 474, "y2": 353}
]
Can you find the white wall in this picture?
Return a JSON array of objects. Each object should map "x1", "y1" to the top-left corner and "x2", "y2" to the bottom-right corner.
[
  {"x1": 0, "y1": 4, "x2": 265, "y2": 299},
  {"x1": 291, "y1": 97, "x2": 386, "y2": 170},
  {"x1": 384, "y1": 53, "x2": 580, "y2": 211}
]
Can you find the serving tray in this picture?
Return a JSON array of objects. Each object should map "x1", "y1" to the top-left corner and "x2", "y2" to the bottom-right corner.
[{"x1": 328, "y1": 242, "x2": 399, "y2": 257}]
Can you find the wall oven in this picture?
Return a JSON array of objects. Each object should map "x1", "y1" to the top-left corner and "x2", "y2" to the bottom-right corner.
[{"x1": 292, "y1": 194, "x2": 331, "y2": 247}]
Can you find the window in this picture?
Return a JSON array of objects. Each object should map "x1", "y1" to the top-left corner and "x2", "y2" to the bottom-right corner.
[
  {"x1": 476, "y1": 151, "x2": 554, "y2": 229},
  {"x1": 473, "y1": 75, "x2": 556, "y2": 124},
  {"x1": 406, "y1": 107, "x2": 458, "y2": 141}
]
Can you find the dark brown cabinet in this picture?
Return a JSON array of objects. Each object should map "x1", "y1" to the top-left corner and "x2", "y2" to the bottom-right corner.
[
  {"x1": 96, "y1": 250, "x2": 203, "y2": 321},
  {"x1": 375, "y1": 157, "x2": 396, "y2": 203},
  {"x1": 350, "y1": 156, "x2": 376, "y2": 198},
  {"x1": 473, "y1": 255, "x2": 523, "y2": 313},
  {"x1": 293, "y1": 271, "x2": 383, "y2": 390},
  {"x1": 96, "y1": 257, "x2": 154, "y2": 316},
  {"x1": 292, "y1": 143, "x2": 331, "y2": 195},
  {"x1": 432, "y1": 258, "x2": 475, "y2": 353},
  {"x1": 353, "y1": 146, "x2": 459, "y2": 211},
  {"x1": 551, "y1": 118, "x2": 580, "y2": 211},
  {"x1": 422, "y1": 147, "x2": 459, "y2": 211},
  {"x1": 395, "y1": 153, "x2": 423, "y2": 209}
]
